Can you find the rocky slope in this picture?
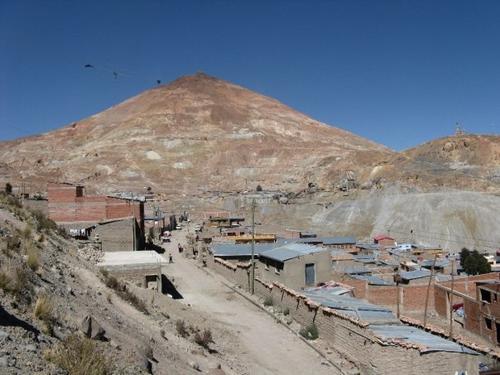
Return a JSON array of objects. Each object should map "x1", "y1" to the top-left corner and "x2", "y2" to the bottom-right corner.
[
  {"x1": 0, "y1": 194, "x2": 264, "y2": 374},
  {"x1": 0, "y1": 73, "x2": 391, "y2": 197}
]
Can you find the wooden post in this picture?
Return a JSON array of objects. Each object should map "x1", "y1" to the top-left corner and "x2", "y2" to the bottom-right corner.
[
  {"x1": 423, "y1": 255, "x2": 437, "y2": 328},
  {"x1": 449, "y1": 260, "x2": 456, "y2": 338}
]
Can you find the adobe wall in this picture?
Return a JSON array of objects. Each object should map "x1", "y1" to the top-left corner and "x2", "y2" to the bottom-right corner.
[
  {"x1": 252, "y1": 278, "x2": 478, "y2": 375},
  {"x1": 208, "y1": 257, "x2": 479, "y2": 374},
  {"x1": 104, "y1": 265, "x2": 162, "y2": 290},
  {"x1": 206, "y1": 256, "x2": 251, "y2": 292}
]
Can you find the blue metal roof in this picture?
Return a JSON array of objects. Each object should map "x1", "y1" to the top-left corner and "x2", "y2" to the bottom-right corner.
[
  {"x1": 260, "y1": 243, "x2": 326, "y2": 262},
  {"x1": 211, "y1": 243, "x2": 277, "y2": 257}
]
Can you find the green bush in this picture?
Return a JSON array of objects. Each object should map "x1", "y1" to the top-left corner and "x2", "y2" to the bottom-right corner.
[
  {"x1": 282, "y1": 307, "x2": 290, "y2": 316},
  {"x1": 299, "y1": 323, "x2": 319, "y2": 340},
  {"x1": 263, "y1": 296, "x2": 273, "y2": 306}
]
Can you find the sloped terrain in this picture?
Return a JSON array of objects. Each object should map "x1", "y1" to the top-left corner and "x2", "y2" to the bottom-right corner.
[{"x1": 0, "y1": 73, "x2": 391, "y2": 197}]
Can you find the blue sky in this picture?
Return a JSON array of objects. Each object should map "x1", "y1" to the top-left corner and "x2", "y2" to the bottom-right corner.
[{"x1": 0, "y1": 0, "x2": 499, "y2": 150}]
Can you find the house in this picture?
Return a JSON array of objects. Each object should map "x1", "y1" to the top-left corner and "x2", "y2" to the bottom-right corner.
[
  {"x1": 399, "y1": 269, "x2": 432, "y2": 284},
  {"x1": 298, "y1": 236, "x2": 357, "y2": 252},
  {"x1": 234, "y1": 233, "x2": 276, "y2": 244},
  {"x1": 373, "y1": 234, "x2": 396, "y2": 248},
  {"x1": 48, "y1": 183, "x2": 145, "y2": 249},
  {"x1": 465, "y1": 281, "x2": 500, "y2": 346},
  {"x1": 94, "y1": 217, "x2": 144, "y2": 251},
  {"x1": 97, "y1": 251, "x2": 168, "y2": 292},
  {"x1": 207, "y1": 216, "x2": 245, "y2": 228},
  {"x1": 210, "y1": 243, "x2": 277, "y2": 262},
  {"x1": 258, "y1": 243, "x2": 331, "y2": 290}
]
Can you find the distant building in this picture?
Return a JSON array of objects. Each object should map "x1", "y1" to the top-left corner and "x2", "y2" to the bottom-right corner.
[
  {"x1": 373, "y1": 234, "x2": 396, "y2": 249},
  {"x1": 258, "y1": 243, "x2": 331, "y2": 290}
]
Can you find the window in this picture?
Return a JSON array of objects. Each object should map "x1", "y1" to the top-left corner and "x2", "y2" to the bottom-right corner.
[
  {"x1": 485, "y1": 317, "x2": 493, "y2": 330},
  {"x1": 480, "y1": 289, "x2": 492, "y2": 303}
]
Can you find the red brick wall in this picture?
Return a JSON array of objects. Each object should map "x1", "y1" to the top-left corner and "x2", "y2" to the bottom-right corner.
[
  {"x1": 48, "y1": 183, "x2": 144, "y2": 225},
  {"x1": 464, "y1": 299, "x2": 481, "y2": 335}
]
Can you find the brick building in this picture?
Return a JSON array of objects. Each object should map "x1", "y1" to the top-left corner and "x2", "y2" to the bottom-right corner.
[
  {"x1": 48, "y1": 183, "x2": 145, "y2": 250},
  {"x1": 373, "y1": 234, "x2": 396, "y2": 249},
  {"x1": 434, "y1": 273, "x2": 500, "y2": 346}
]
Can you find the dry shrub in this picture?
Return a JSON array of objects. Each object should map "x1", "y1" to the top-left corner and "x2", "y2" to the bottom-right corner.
[
  {"x1": 263, "y1": 296, "x2": 273, "y2": 306},
  {"x1": 299, "y1": 323, "x2": 319, "y2": 340},
  {"x1": 194, "y1": 329, "x2": 213, "y2": 349},
  {"x1": 45, "y1": 334, "x2": 113, "y2": 375}
]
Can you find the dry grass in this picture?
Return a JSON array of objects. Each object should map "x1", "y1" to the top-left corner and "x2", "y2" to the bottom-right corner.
[
  {"x1": 45, "y1": 334, "x2": 113, "y2": 375},
  {"x1": 0, "y1": 271, "x2": 12, "y2": 291},
  {"x1": 26, "y1": 247, "x2": 40, "y2": 271},
  {"x1": 34, "y1": 294, "x2": 53, "y2": 322},
  {"x1": 102, "y1": 273, "x2": 148, "y2": 314}
]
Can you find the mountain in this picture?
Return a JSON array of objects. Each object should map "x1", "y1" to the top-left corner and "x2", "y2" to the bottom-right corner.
[
  {"x1": 0, "y1": 73, "x2": 392, "y2": 197},
  {"x1": 368, "y1": 134, "x2": 500, "y2": 192}
]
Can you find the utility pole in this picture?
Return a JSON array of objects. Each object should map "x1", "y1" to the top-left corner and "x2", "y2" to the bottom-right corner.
[
  {"x1": 250, "y1": 198, "x2": 256, "y2": 294},
  {"x1": 394, "y1": 272, "x2": 401, "y2": 319},
  {"x1": 423, "y1": 254, "x2": 437, "y2": 327},
  {"x1": 449, "y1": 260, "x2": 456, "y2": 338}
]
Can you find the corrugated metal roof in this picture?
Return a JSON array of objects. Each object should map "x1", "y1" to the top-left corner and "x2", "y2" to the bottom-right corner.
[
  {"x1": 260, "y1": 243, "x2": 325, "y2": 262},
  {"x1": 400, "y1": 269, "x2": 431, "y2": 280},
  {"x1": 303, "y1": 287, "x2": 478, "y2": 355},
  {"x1": 304, "y1": 289, "x2": 399, "y2": 324},
  {"x1": 370, "y1": 325, "x2": 477, "y2": 354},
  {"x1": 211, "y1": 243, "x2": 277, "y2": 257},
  {"x1": 420, "y1": 259, "x2": 450, "y2": 268},
  {"x1": 352, "y1": 275, "x2": 395, "y2": 286}
]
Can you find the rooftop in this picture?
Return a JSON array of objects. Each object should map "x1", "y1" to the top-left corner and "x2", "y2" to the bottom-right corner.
[
  {"x1": 260, "y1": 243, "x2": 326, "y2": 262},
  {"x1": 98, "y1": 251, "x2": 167, "y2": 270},
  {"x1": 211, "y1": 243, "x2": 277, "y2": 258}
]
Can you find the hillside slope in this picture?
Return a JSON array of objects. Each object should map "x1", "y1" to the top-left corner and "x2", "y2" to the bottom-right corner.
[{"x1": 0, "y1": 73, "x2": 391, "y2": 197}]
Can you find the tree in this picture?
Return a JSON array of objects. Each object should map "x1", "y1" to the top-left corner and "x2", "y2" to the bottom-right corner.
[
  {"x1": 459, "y1": 247, "x2": 470, "y2": 267},
  {"x1": 5, "y1": 183, "x2": 12, "y2": 194},
  {"x1": 463, "y1": 250, "x2": 491, "y2": 275}
]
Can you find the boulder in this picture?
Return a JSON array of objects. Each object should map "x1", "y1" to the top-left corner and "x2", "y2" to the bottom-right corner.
[{"x1": 80, "y1": 315, "x2": 106, "y2": 340}]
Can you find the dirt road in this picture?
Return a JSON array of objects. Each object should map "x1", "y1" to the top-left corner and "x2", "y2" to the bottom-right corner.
[{"x1": 161, "y1": 228, "x2": 338, "y2": 375}]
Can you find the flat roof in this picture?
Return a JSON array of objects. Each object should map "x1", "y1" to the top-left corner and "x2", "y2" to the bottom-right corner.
[{"x1": 98, "y1": 251, "x2": 167, "y2": 270}]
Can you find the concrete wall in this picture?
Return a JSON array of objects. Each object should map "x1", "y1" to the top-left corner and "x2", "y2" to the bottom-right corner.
[
  {"x1": 104, "y1": 265, "x2": 162, "y2": 291},
  {"x1": 94, "y1": 218, "x2": 143, "y2": 252},
  {"x1": 258, "y1": 251, "x2": 331, "y2": 290},
  {"x1": 208, "y1": 256, "x2": 479, "y2": 375}
]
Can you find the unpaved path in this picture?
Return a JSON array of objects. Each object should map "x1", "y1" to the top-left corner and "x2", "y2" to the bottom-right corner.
[{"x1": 162, "y1": 228, "x2": 338, "y2": 375}]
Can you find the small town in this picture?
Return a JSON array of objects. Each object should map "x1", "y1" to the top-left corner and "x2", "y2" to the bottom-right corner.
[{"x1": 1, "y1": 1, "x2": 500, "y2": 374}]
